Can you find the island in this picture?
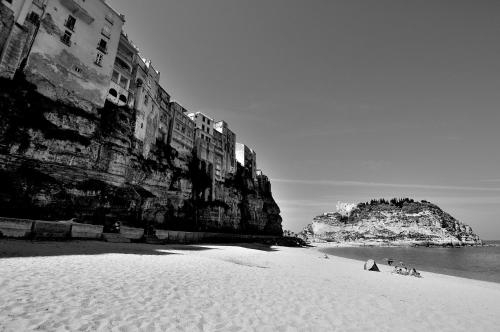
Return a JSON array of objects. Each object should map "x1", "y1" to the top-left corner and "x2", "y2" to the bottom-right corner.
[{"x1": 299, "y1": 198, "x2": 482, "y2": 246}]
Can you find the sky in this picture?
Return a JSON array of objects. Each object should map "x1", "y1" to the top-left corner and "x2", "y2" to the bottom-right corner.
[{"x1": 107, "y1": 0, "x2": 500, "y2": 239}]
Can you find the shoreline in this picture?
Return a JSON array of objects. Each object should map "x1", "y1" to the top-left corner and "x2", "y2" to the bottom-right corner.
[
  {"x1": 1, "y1": 239, "x2": 499, "y2": 331},
  {"x1": 307, "y1": 240, "x2": 486, "y2": 248}
]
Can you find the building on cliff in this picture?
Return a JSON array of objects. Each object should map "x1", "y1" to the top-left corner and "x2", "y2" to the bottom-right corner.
[
  {"x1": 188, "y1": 111, "x2": 216, "y2": 199},
  {"x1": 214, "y1": 120, "x2": 236, "y2": 177},
  {"x1": 169, "y1": 101, "x2": 195, "y2": 155},
  {"x1": 188, "y1": 112, "x2": 215, "y2": 165},
  {"x1": 156, "y1": 85, "x2": 172, "y2": 147},
  {"x1": 0, "y1": 0, "x2": 46, "y2": 78},
  {"x1": 213, "y1": 129, "x2": 224, "y2": 182},
  {"x1": 1, "y1": 0, "x2": 125, "y2": 112},
  {"x1": 236, "y1": 142, "x2": 257, "y2": 179},
  {"x1": 106, "y1": 32, "x2": 137, "y2": 108},
  {"x1": 131, "y1": 57, "x2": 162, "y2": 157}
]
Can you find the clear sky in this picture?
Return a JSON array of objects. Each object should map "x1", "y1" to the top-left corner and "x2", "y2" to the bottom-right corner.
[{"x1": 108, "y1": 0, "x2": 500, "y2": 239}]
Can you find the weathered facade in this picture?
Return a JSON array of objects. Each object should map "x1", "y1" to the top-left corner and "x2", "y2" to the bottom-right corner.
[
  {"x1": 213, "y1": 129, "x2": 224, "y2": 182},
  {"x1": 131, "y1": 57, "x2": 160, "y2": 157},
  {"x1": 189, "y1": 112, "x2": 215, "y2": 165},
  {"x1": 106, "y1": 32, "x2": 136, "y2": 107},
  {"x1": 236, "y1": 142, "x2": 256, "y2": 179},
  {"x1": 214, "y1": 120, "x2": 236, "y2": 176},
  {"x1": 0, "y1": 0, "x2": 44, "y2": 79},
  {"x1": 21, "y1": 0, "x2": 124, "y2": 112},
  {"x1": 169, "y1": 101, "x2": 195, "y2": 155},
  {"x1": 156, "y1": 85, "x2": 172, "y2": 147}
]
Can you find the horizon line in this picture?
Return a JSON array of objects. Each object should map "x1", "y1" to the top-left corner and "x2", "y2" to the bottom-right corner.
[{"x1": 271, "y1": 178, "x2": 500, "y2": 192}]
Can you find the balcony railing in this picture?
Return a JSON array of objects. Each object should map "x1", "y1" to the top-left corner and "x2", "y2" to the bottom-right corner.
[{"x1": 60, "y1": 0, "x2": 94, "y2": 24}]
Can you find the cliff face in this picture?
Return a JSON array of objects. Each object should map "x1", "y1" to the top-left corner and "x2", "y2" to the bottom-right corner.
[
  {"x1": 0, "y1": 78, "x2": 282, "y2": 235},
  {"x1": 300, "y1": 200, "x2": 481, "y2": 246}
]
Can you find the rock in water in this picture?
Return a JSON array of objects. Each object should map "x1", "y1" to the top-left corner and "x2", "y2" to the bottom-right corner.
[
  {"x1": 299, "y1": 199, "x2": 482, "y2": 246},
  {"x1": 364, "y1": 259, "x2": 380, "y2": 272}
]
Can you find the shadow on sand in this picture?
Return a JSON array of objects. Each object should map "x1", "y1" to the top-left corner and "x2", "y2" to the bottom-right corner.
[
  {"x1": 0, "y1": 239, "x2": 217, "y2": 258},
  {"x1": 0, "y1": 239, "x2": 280, "y2": 258}
]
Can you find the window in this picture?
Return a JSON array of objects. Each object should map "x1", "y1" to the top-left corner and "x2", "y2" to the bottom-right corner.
[
  {"x1": 119, "y1": 76, "x2": 129, "y2": 90},
  {"x1": 26, "y1": 12, "x2": 40, "y2": 24},
  {"x1": 119, "y1": 95, "x2": 127, "y2": 103},
  {"x1": 105, "y1": 13, "x2": 114, "y2": 25},
  {"x1": 73, "y1": 66, "x2": 82, "y2": 74},
  {"x1": 202, "y1": 124, "x2": 205, "y2": 131},
  {"x1": 111, "y1": 70, "x2": 119, "y2": 83},
  {"x1": 97, "y1": 39, "x2": 107, "y2": 53},
  {"x1": 61, "y1": 30, "x2": 72, "y2": 46},
  {"x1": 101, "y1": 25, "x2": 111, "y2": 38},
  {"x1": 207, "y1": 119, "x2": 211, "y2": 125},
  {"x1": 95, "y1": 52, "x2": 103, "y2": 66},
  {"x1": 64, "y1": 15, "x2": 76, "y2": 31},
  {"x1": 108, "y1": 89, "x2": 117, "y2": 97}
]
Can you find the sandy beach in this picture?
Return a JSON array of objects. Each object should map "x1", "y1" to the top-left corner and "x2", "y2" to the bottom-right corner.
[{"x1": 1, "y1": 240, "x2": 499, "y2": 331}]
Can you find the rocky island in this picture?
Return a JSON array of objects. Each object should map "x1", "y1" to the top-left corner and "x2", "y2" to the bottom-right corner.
[{"x1": 299, "y1": 199, "x2": 482, "y2": 246}]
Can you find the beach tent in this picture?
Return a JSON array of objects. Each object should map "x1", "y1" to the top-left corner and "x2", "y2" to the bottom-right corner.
[{"x1": 364, "y1": 259, "x2": 380, "y2": 272}]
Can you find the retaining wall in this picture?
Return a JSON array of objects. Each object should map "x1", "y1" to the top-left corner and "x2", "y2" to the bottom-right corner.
[{"x1": 0, "y1": 217, "x2": 279, "y2": 244}]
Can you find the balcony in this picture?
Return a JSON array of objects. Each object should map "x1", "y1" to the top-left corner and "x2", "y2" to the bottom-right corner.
[
  {"x1": 33, "y1": 0, "x2": 46, "y2": 9},
  {"x1": 60, "y1": 0, "x2": 94, "y2": 24}
]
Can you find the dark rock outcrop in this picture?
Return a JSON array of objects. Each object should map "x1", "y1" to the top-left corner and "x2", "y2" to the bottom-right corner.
[
  {"x1": 299, "y1": 199, "x2": 481, "y2": 246},
  {"x1": 0, "y1": 77, "x2": 282, "y2": 235}
]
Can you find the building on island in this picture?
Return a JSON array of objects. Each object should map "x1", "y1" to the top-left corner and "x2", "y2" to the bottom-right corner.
[
  {"x1": 106, "y1": 32, "x2": 137, "y2": 107},
  {"x1": 236, "y1": 142, "x2": 256, "y2": 179}
]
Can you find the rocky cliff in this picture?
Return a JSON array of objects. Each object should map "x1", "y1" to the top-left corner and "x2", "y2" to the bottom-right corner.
[
  {"x1": 300, "y1": 199, "x2": 481, "y2": 246},
  {"x1": 0, "y1": 77, "x2": 282, "y2": 235}
]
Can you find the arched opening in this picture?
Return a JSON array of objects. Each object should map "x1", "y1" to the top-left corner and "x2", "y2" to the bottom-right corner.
[
  {"x1": 108, "y1": 88, "x2": 117, "y2": 97},
  {"x1": 136, "y1": 78, "x2": 143, "y2": 87},
  {"x1": 119, "y1": 95, "x2": 127, "y2": 103}
]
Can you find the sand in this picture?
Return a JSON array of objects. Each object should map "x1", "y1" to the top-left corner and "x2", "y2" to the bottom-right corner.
[{"x1": 0, "y1": 240, "x2": 499, "y2": 331}]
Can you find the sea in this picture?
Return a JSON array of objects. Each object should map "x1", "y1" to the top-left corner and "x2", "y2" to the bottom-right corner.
[{"x1": 321, "y1": 241, "x2": 500, "y2": 284}]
